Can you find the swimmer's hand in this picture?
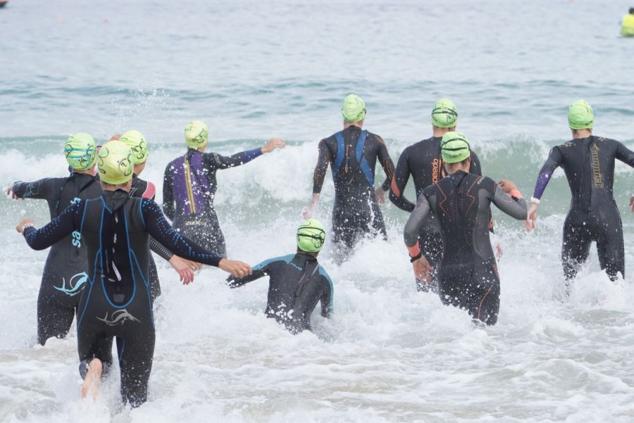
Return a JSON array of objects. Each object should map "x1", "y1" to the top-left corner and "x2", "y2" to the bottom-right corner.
[
  {"x1": 412, "y1": 256, "x2": 432, "y2": 284},
  {"x1": 495, "y1": 243, "x2": 503, "y2": 260},
  {"x1": 16, "y1": 218, "x2": 34, "y2": 233},
  {"x1": 498, "y1": 179, "x2": 522, "y2": 198},
  {"x1": 169, "y1": 255, "x2": 199, "y2": 285},
  {"x1": 375, "y1": 186, "x2": 386, "y2": 204},
  {"x1": 630, "y1": 196, "x2": 634, "y2": 213},
  {"x1": 261, "y1": 138, "x2": 285, "y2": 153},
  {"x1": 526, "y1": 203, "x2": 539, "y2": 231},
  {"x1": 302, "y1": 194, "x2": 320, "y2": 219},
  {"x1": 5, "y1": 186, "x2": 17, "y2": 199},
  {"x1": 219, "y1": 259, "x2": 252, "y2": 278}
]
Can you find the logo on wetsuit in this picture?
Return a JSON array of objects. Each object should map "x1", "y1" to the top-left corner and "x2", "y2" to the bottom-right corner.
[
  {"x1": 590, "y1": 143, "x2": 604, "y2": 188},
  {"x1": 432, "y1": 158, "x2": 443, "y2": 183},
  {"x1": 54, "y1": 272, "x2": 89, "y2": 296},
  {"x1": 96, "y1": 309, "x2": 141, "y2": 326}
]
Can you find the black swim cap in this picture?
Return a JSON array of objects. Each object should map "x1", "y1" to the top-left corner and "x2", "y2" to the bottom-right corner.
[{"x1": 630, "y1": 7, "x2": 634, "y2": 14}]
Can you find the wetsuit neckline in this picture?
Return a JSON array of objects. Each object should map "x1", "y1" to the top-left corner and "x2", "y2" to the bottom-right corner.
[{"x1": 102, "y1": 190, "x2": 130, "y2": 212}]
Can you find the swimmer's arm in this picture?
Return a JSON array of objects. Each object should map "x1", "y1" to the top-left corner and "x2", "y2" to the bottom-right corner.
[
  {"x1": 11, "y1": 178, "x2": 55, "y2": 199},
  {"x1": 149, "y1": 237, "x2": 173, "y2": 261},
  {"x1": 404, "y1": 194, "x2": 431, "y2": 250},
  {"x1": 491, "y1": 185, "x2": 527, "y2": 220},
  {"x1": 22, "y1": 201, "x2": 82, "y2": 250},
  {"x1": 389, "y1": 149, "x2": 416, "y2": 212},
  {"x1": 162, "y1": 164, "x2": 175, "y2": 221},
  {"x1": 320, "y1": 270, "x2": 334, "y2": 318},
  {"x1": 471, "y1": 151, "x2": 483, "y2": 176},
  {"x1": 532, "y1": 147, "x2": 562, "y2": 200},
  {"x1": 143, "y1": 200, "x2": 222, "y2": 266},
  {"x1": 614, "y1": 141, "x2": 634, "y2": 167},
  {"x1": 208, "y1": 149, "x2": 263, "y2": 170},
  {"x1": 312, "y1": 139, "x2": 331, "y2": 194},
  {"x1": 226, "y1": 259, "x2": 273, "y2": 287},
  {"x1": 376, "y1": 136, "x2": 396, "y2": 190}
]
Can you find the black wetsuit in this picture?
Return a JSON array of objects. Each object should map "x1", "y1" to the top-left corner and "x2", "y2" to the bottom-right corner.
[
  {"x1": 532, "y1": 136, "x2": 634, "y2": 281},
  {"x1": 404, "y1": 172, "x2": 527, "y2": 325},
  {"x1": 12, "y1": 173, "x2": 101, "y2": 345},
  {"x1": 312, "y1": 125, "x2": 396, "y2": 261},
  {"x1": 390, "y1": 136, "x2": 483, "y2": 291},
  {"x1": 227, "y1": 253, "x2": 333, "y2": 333},
  {"x1": 163, "y1": 148, "x2": 262, "y2": 257},
  {"x1": 130, "y1": 174, "x2": 173, "y2": 301},
  {"x1": 22, "y1": 191, "x2": 223, "y2": 407}
]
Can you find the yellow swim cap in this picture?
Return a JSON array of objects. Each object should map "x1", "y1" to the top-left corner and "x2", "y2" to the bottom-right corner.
[
  {"x1": 185, "y1": 120, "x2": 209, "y2": 149},
  {"x1": 97, "y1": 140, "x2": 134, "y2": 185}
]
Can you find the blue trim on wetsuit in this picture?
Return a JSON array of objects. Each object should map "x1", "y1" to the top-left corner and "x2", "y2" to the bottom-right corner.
[
  {"x1": 355, "y1": 130, "x2": 373, "y2": 186},
  {"x1": 253, "y1": 254, "x2": 295, "y2": 271},
  {"x1": 334, "y1": 132, "x2": 345, "y2": 176},
  {"x1": 318, "y1": 265, "x2": 334, "y2": 310}
]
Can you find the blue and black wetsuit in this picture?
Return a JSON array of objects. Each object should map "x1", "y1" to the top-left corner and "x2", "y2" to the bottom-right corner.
[
  {"x1": 312, "y1": 125, "x2": 396, "y2": 262},
  {"x1": 404, "y1": 172, "x2": 527, "y2": 325},
  {"x1": 22, "y1": 190, "x2": 223, "y2": 407},
  {"x1": 532, "y1": 136, "x2": 634, "y2": 282},
  {"x1": 389, "y1": 137, "x2": 483, "y2": 291},
  {"x1": 163, "y1": 147, "x2": 262, "y2": 257},
  {"x1": 11, "y1": 173, "x2": 101, "y2": 345},
  {"x1": 227, "y1": 252, "x2": 333, "y2": 334}
]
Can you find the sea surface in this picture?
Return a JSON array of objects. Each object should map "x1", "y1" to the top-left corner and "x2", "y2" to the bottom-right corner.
[{"x1": 1, "y1": 0, "x2": 633, "y2": 422}]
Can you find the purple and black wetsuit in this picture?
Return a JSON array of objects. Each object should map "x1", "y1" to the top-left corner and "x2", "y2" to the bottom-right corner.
[
  {"x1": 162, "y1": 147, "x2": 262, "y2": 257},
  {"x1": 532, "y1": 136, "x2": 634, "y2": 282}
]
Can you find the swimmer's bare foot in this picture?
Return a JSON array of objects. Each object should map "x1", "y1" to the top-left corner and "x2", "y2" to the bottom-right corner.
[{"x1": 80, "y1": 358, "x2": 102, "y2": 400}]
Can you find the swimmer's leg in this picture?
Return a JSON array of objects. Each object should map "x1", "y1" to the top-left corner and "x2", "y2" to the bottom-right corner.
[
  {"x1": 118, "y1": 329, "x2": 155, "y2": 408},
  {"x1": 468, "y1": 262, "x2": 500, "y2": 326},
  {"x1": 37, "y1": 283, "x2": 75, "y2": 345},
  {"x1": 80, "y1": 358, "x2": 103, "y2": 400},
  {"x1": 596, "y1": 219, "x2": 625, "y2": 281},
  {"x1": 561, "y1": 219, "x2": 592, "y2": 288},
  {"x1": 78, "y1": 336, "x2": 113, "y2": 400}
]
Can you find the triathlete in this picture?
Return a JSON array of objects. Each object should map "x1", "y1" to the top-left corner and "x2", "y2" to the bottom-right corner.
[
  {"x1": 527, "y1": 100, "x2": 634, "y2": 287},
  {"x1": 163, "y1": 120, "x2": 285, "y2": 257},
  {"x1": 404, "y1": 132, "x2": 527, "y2": 325},
  {"x1": 389, "y1": 99, "x2": 483, "y2": 291},
  {"x1": 7, "y1": 133, "x2": 101, "y2": 345},
  {"x1": 119, "y1": 130, "x2": 200, "y2": 301},
  {"x1": 305, "y1": 94, "x2": 396, "y2": 263},
  {"x1": 227, "y1": 219, "x2": 333, "y2": 334},
  {"x1": 16, "y1": 140, "x2": 251, "y2": 407}
]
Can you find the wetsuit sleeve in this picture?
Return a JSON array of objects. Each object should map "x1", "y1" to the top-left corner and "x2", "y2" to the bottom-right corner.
[
  {"x1": 11, "y1": 178, "x2": 55, "y2": 199},
  {"x1": 491, "y1": 186, "x2": 528, "y2": 220},
  {"x1": 226, "y1": 259, "x2": 271, "y2": 287},
  {"x1": 207, "y1": 149, "x2": 262, "y2": 170},
  {"x1": 376, "y1": 136, "x2": 396, "y2": 189},
  {"x1": 142, "y1": 199, "x2": 222, "y2": 266},
  {"x1": 22, "y1": 201, "x2": 83, "y2": 250},
  {"x1": 532, "y1": 147, "x2": 563, "y2": 200},
  {"x1": 162, "y1": 164, "x2": 175, "y2": 221},
  {"x1": 614, "y1": 141, "x2": 634, "y2": 167},
  {"x1": 319, "y1": 268, "x2": 334, "y2": 318},
  {"x1": 149, "y1": 237, "x2": 173, "y2": 261},
  {"x1": 404, "y1": 194, "x2": 431, "y2": 247},
  {"x1": 312, "y1": 139, "x2": 331, "y2": 194},
  {"x1": 389, "y1": 148, "x2": 416, "y2": 212},
  {"x1": 471, "y1": 152, "x2": 483, "y2": 176}
]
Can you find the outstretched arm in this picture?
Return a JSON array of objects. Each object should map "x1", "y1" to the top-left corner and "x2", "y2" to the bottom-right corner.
[
  {"x1": 527, "y1": 147, "x2": 562, "y2": 229},
  {"x1": 491, "y1": 183, "x2": 527, "y2": 220},
  {"x1": 226, "y1": 260, "x2": 272, "y2": 287},
  {"x1": 389, "y1": 150, "x2": 416, "y2": 212},
  {"x1": 211, "y1": 138, "x2": 285, "y2": 170},
  {"x1": 10, "y1": 178, "x2": 56, "y2": 200},
  {"x1": 20, "y1": 201, "x2": 82, "y2": 250},
  {"x1": 615, "y1": 140, "x2": 634, "y2": 167}
]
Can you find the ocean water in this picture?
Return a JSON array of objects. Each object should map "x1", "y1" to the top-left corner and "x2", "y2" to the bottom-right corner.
[{"x1": 1, "y1": 0, "x2": 634, "y2": 421}]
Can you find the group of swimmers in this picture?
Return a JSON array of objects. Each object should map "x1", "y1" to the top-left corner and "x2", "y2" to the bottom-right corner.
[{"x1": 8, "y1": 95, "x2": 634, "y2": 407}]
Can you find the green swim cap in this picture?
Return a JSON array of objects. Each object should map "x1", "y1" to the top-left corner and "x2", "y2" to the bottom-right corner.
[
  {"x1": 568, "y1": 100, "x2": 594, "y2": 130},
  {"x1": 97, "y1": 140, "x2": 134, "y2": 185},
  {"x1": 185, "y1": 120, "x2": 209, "y2": 149},
  {"x1": 64, "y1": 133, "x2": 97, "y2": 171},
  {"x1": 441, "y1": 132, "x2": 471, "y2": 164},
  {"x1": 431, "y1": 99, "x2": 458, "y2": 128},
  {"x1": 341, "y1": 94, "x2": 366, "y2": 123},
  {"x1": 297, "y1": 219, "x2": 326, "y2": 253},
  {"x1": 119, "y1": 130, "x2": 148, "y2": 165}
]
